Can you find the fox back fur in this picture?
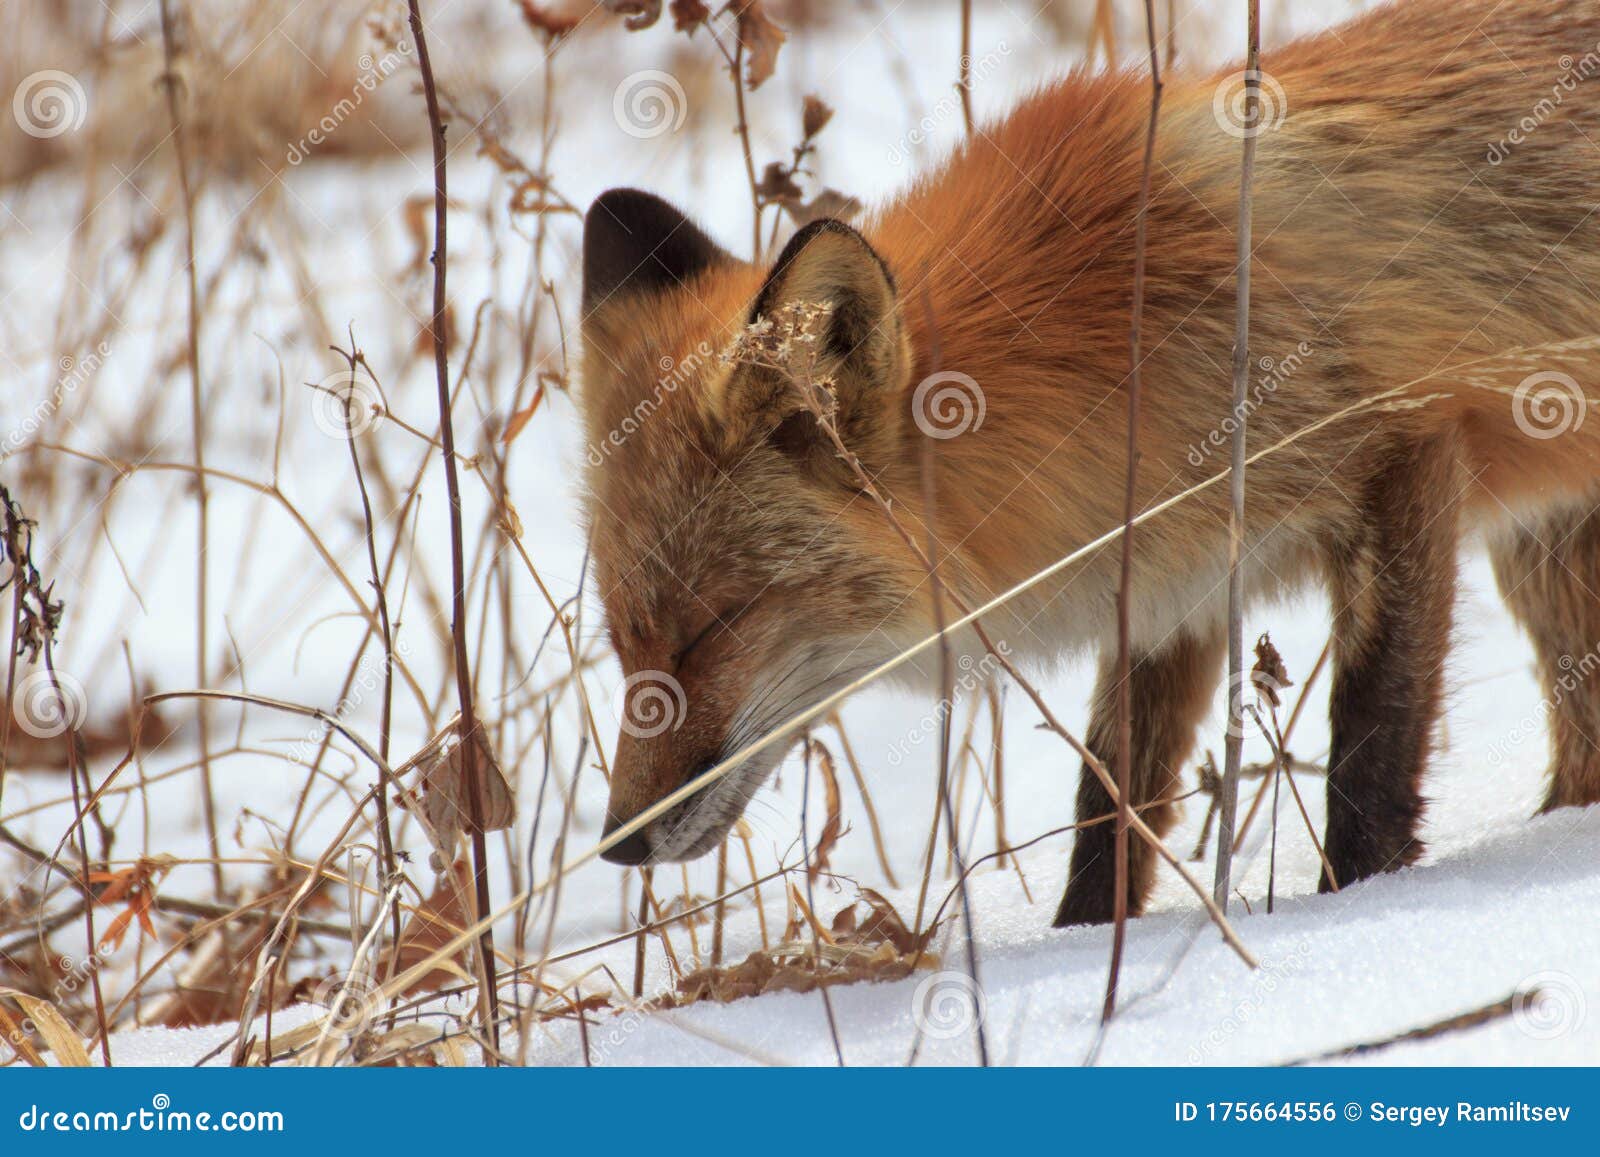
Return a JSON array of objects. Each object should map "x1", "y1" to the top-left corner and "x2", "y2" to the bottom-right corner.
[{"x1": 577, "y1": 0, "x2": 1600, "y2": 923}]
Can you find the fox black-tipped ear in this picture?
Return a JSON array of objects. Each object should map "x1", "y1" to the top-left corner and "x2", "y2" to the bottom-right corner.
[
  {"x1": 718, "y1": 219, "x2": 911, "y2": 476},
  {"x1": 751, "y1": 219, "x2": 902, "y2": 363},
  {"x1": 582, "y1": 188, "x2": 732, "y2": 312}
]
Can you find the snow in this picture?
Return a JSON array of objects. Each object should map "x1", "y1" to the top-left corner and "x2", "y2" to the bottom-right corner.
[{"x1": 4, "y1": 0, "x2": 1596, "y2": 1068}]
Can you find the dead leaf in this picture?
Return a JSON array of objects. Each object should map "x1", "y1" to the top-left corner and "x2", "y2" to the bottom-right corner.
[
  {"x1": 0, "y1": 1002, "x2": 46, "y2": 1066},
  {"x1": 782, "y1": 189, "x2": 863, "y2": 227},
  {"x1": 1251, "y1": 632, "x2": 1292, "y2": 710},
  {"x1": 381, "y1": 860, "x2": 478, "y2": 996},
  {"x1": 806, "y1": 739, "x2": 842, "y2": 880},
  {"x1": 403, "y1": 194, "x2": 432, "y2": 274},
  {"x1": 0, "y1": 988, "x2": 90, "y2": 1066},
  {"x1": 733, "y1": 1, "x2": 786, "y2": 90},
  {"x1": 500, "y1": 385, "x2": 546, "y2": 444},
  {"x1": 801, "y1": 94, "x2": 833, "y2": 139},
  {"x1": 653, "y1": 890, "x2": 937, "y2": 1009},
  {"x1": 517, "y1": 1, "x2": 581, "y2": 38},
  {"x1": 414, "y1": 302, "x2": 457, "y2": 358},
  {"x1": 88, "y1": 854, "x2": 176, "y2": 951},
  {"x1": 394, "y1": 715, "x2": 515, "y2": 871},
  {"x1": 754, "y1": 161, "x2": 803, "y2": 204},
  {"x1": 670, "y1": 0, "x2": 711, "y2": 31},
  {"x1": 603, "y1": 0, "x2": 661, "y2": 30}
]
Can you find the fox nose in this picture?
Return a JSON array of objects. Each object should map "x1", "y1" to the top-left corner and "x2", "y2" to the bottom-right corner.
[{"x1": 599, "y1": 817, "x2": 652, "y2": 865}]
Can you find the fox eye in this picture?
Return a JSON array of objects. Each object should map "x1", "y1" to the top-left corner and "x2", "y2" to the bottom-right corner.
[
  {"x1": 673, "y1": 603, "x2": 751, "y2": 668},
  {"x1": 673, "y1": 616, "x2": 724, "y2": 668}
]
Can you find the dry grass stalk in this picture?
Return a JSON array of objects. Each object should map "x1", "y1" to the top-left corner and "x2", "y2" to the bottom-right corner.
[
  {"x1": 1105, "y1": 0, "x2": 1165, "y2": 1029},
  {"x1": 1214, "y1": 0, "x2": 1262, "y2": 913},
  {"x1": 405, "y1": 0, "x2": 500, "y2": 1061}
]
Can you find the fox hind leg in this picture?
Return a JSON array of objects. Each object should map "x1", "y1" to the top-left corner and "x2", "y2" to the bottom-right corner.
[
  {"x1": 1319, "y1": 435, "x2": 1464, "y2": 892},
  {"x1": 1490, "y1": 499, "x2": 1600, "y2": 812},
  {"x1": 1054, "y1": 625, "x2": 1225, "y2": 927}
]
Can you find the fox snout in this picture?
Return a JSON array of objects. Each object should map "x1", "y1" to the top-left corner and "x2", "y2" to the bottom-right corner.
[{"x1": 597, "y1": 670, "x2": 764, "y2": 867}]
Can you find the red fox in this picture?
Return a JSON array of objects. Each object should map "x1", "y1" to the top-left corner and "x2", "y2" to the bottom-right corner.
[{"x1": 578, "y1": 0, "x2": 1600, "y2": 925}]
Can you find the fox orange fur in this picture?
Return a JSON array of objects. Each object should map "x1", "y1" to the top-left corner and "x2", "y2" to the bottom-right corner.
[{"x1": 577, "y1": 0, "x2": 1600, "y2": 924}]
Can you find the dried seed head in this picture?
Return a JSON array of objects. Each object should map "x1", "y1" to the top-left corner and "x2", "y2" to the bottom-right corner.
[
  {"x1": 1251, "y1": 632, "x2": 1292, "y2": 710},
  {"x1": 801, "y1": 94, "x2": 833, "y2": 139}
]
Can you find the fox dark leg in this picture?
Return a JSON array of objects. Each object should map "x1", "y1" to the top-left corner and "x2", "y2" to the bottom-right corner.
[
  {"x1": 1319, "y1": 435, "x2": 1464, "y2": 892},
  {"x1": 1055, "y1": 626, "x2": 1224, "y2": 927},
  {"x1": 1490, "y1": 499, "x2": 1600, "y2": 812}
]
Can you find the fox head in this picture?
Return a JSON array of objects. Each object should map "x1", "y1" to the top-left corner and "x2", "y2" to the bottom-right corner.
[{"x1": 578, "y1": 188, "x2": 928, "y2": 865}]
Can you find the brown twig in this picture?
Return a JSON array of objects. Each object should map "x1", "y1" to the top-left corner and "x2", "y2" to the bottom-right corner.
[
  {"x1": 1105, "y1": 0, "x2": 1165, "y2": 1027},
  {"x1": 916, "y1": 302, "x2": 987, "y2": 1065},
  {"x1": 1232, "y1": 637, "x2": 1329, "y2": 853},
  {"x1": 1289, "y1": 991, "x2": 1523, "y2": 1064},
  {"x1": 405, "y1": 0, "x2": 500, "y2": 1061},
  {"x1": 957, "y1": 0, "x2": 974, "y2": 137},
  {"x1": 1214, "y1": 0, "x2": 1261, "y2": 911},
  {"x1": 156, "y1": 0, "x2": 222, "y2": 902},
  {"x1": 332, "y1": 334, "x2": 403, "y2": 998}
]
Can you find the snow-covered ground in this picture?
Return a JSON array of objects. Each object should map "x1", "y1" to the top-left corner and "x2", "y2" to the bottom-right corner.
[{"x1": 3, "y1": 0, "x2": 1596, "y2": 1067}]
